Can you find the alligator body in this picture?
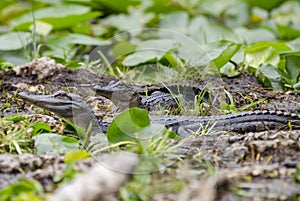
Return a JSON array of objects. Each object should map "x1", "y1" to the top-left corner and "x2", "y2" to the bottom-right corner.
[
  {"x1": 93, "y1": 81, "x2": 182, "y2": 111},
  {"x1": 19, "y1": 91, "x2": 300, "y2": 137}
]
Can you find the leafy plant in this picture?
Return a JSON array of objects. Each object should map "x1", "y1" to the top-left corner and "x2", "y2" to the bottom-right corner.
[
  {"x1": 53, "y1": 150, "x2": 90, "y2": 183},
  {"x1": 259, "y1": 55, "x2": 300, "y2": 90},
  {"x1": 0, "y1": 114, "x2": 34, "y2": 154},
  {"x1": 0, "y1": 179, "x2": 44, "y2": 201}
]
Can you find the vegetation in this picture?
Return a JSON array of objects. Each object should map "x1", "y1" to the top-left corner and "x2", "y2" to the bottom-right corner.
[
  {"x1": 1, "y1": 0, "x2": 300, "y2": 200},
  {"x1": 0, "y1": 0, "x2": 300, "y2": 88}
]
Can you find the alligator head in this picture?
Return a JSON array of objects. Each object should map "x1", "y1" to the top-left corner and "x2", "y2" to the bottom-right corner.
[
  {"x1": 93, "y1": 81, "x2": 142, "y2": 110},
  {"x1": 19, "y1": 91, "x2": 105, "y2": 138}
]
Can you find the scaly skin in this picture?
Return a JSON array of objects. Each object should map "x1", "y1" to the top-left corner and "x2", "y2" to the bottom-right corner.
[
  {"x1": 19, "y1": 91, "x2": 300, "y2": 137},
  {"x1": 93, "y1": 81, "x2": 189, "y2": 111}
]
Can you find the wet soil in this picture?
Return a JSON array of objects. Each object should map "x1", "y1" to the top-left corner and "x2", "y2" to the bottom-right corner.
[{"x1": 0, "y1": 57, "x2": 300, "y2": 200}]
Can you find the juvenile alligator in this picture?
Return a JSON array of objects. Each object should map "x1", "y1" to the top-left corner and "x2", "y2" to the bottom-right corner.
[
  {"x1": 19, "y1": 91, "x2": 300, "y2": 137},
  {"x1": 93, "y1": 80, "x2": 213, "y2": 111},
  {"x1": 94, "y1": 81, "x2": 300, "y2": 113}
]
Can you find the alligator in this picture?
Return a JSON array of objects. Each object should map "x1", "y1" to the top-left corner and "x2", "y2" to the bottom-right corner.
[
  {"x1": 19, "y1": 90, "x2": 300, "y2": 138},
  {"x1": 92, "y1": 80, "x2": 224, "y2": 111}
]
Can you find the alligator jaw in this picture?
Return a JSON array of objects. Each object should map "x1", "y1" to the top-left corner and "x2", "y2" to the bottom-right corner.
[
  {"x1": 19, "y1": 91, "x2": 105, "y2": 139},
  {"x1": 19, "y1": 91, "x2": 81, "y2": 119}
]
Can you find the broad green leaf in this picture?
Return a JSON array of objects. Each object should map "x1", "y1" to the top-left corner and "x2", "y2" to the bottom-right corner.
[
  {"x1": 277, "y1": 24, "x2": 300, "y2": 40},
  {"x1": 287, "y1": 37, "x2": 300, "y2": 50},
  {"x1": 48, "y1": 33, "x2": 109, "y2": 47},
  {"x1": 247, "y1": 41, "x2": 291, "y2": 52},
  {"x1": 32, "y1": 122, "x2": 51, "y2": 136},
  {"x1": 0, "y1": 49, "x2": 28, "y2": 65},
  {"x1": 12, "y1": 4, "x2": 90, "y2": 24},
  {"x1": 123, "y1": 64, "x2": 179, "y2": 84},
  {"x1": 285, "y1": 55, "x2": 300, "y2": 82},
  {"x1": 259, "y1": 63, "x2": 285, "y2": 89},
  {"x1": 159, "y1": 12, "x2": 189, "y2": 34},
  {"x1": 137, "y1": 39, "x2": 179, "y2": 52},
  {"x1": 107, "y1": 107, "x2": 150, "y2": 143},
  {"x1": 29, "y1": 21, "x2": 52, "y2": 36},
  {"x1": 65, "y1": 150, "x2": 90, "y2": 163},
  {"x1": 102, "y1": 10, "x2": 152, "y2": 33},
  {"x1": 0, "y1": 32, "x2": 31, "y2": 50},
  {"x1": 245, "y1": 0, "x2": 285, "y2": 11},
  {"x1": 132, "y1": 123, "x2": 166, "y2": 140},
  {"x1": 293, "y1": 82, "x2": 300, "y2": 91},
  {"x1": 194, "y1": 23, "x2": 237, "y2": 44},
  {"x1": 209, "y1": 41, "x2": 242, "y2": 69},
  {"x1": 271, "y1": 2, "x2": 300, "y2": 38},
  {"x1": 122, "y1": 50, "x2": 164, "y2": 66},
  {"x1": 63, "y1": 120, "x2": 86, "y2": 139},
  {"x1": 0, "y1": 3, "x2": 29, "y2": 24},
  {"x1": 112, "y1": 41, "x2": 137, "y2": 58},
  {"x1": 220, "y1": 62, "x2": 240, "y2": 77},
  {"x1": 280, "y1": 50, "x2": 300, "y2": 57},
  {"x1": 11, "y1": 5, "x2": 101, "y2": 30},
  {"x1": 64, "y1": 33, "x2": 109, "y2": 46},
  {"x1": 44, "y1": 33, "x2": 109, "y2": 60},
  {"x1": 0, "y1": 180, "x2": 43, "y2": 201},
  {"x1": 223, "y1": 2, "x2": 249, "y2": 27},
  {"x1": 245, "y1": 43, "x2": 280, "y2": 69},
  {"x1": 92, "y1": 0, "x2": 140, "y2": 13},
  {"x1": 259, "y1": 63, "x2": 282, "y2": 81},
  {"x1": 234, "y1": 27, "x2": 276, "y2": 44},
  {"x1": 200, "y1": 0, "x2": 237, "y2": 17},
  {"x1": 34, "y1": 134, "x2": 79, "y2": 155},
  {"x1": 145, "y1": 0, "x2": 185, "y2": 13},
  {"x1": 122, "y1": 39, "x2": 179, "y2": 66}
]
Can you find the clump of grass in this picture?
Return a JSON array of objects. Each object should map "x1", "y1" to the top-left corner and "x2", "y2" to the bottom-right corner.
[{"x1": 0, "y1": 115, "x2": 33, "y2": 154}]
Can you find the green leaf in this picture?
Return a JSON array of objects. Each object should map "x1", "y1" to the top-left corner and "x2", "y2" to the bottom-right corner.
[
  {"x1": 112, "y1": 41, "x2": 137, "y2": 58},
  {"x1": 192, "y1": 23, "x2": 237, "y2": 44},
  {"x1": 247, "y1": 41, "x2": 291, "y2": 53},
  {"x1": 65, "y1": 33, "x2": 109, "y2": 46},
  {"x1": 0, "y1": 179, "x2": 43, "y2": 201},
  {"x1": 34, "y1": 134, "x2": 79, "y2": 155},
  {"x1": 245, "y1": 0, "x2": 285, "y2": 11},
  {"x1": 63, "y1": 120, "x2": 87, "y2": 139},
  {"x1": 11, "y1": 4, "x2": 101, "y2": 30},
  {"x1": 209, "y1": 41, "x2": 242, "y2": 69},
  {"x1": 64, "y1": 150, "x2": 90, "y2": 163},
  {"x1": 245, "y1": 43, "x2": 280, "y2": 69},
  {"x1": 285, "y1": 55, "x2": 300, "y2": 82},
  {"x1": 92, "y1": 0, "x2": 140, "y2": 13},
  {"x1": 32, "y1": 122, "x2": 51, "y2": 136},
  {"x1": 159, "y1": 12, "x2": 189, "y2": 34},
  {"x1": 277, "y1": 24, "x2": 300, "y2": 40},
  {"x1": 293, "y1": 82, "x2": 300, "y2": 91},
  {"x1": 259, "y1": 63, "x2": 285, "y2": 89},
  {"x1": 122, "y1": 50, "x2": 164, "y2": 66},
  {"x1": 122, "y1": 39, "x2": 179, "y2": 66},
  {"x1": 4, "y1": 114, "x2": 26, "y2": 123},
  {"x1": 234, "y1": 27, "x2": 276, "y2": 44},
  {"x1": 259, "y1": 63, "x2": 282, "y2": 81},
  {"x1": 0, "y1": 32, "x2": 31, "y2": 50},
  {"x1": 30, "y1": 21, "x2": 52, "y2": 36},
  {"x1": 123, "y1": 64, "x2": 179, "y2": 84},
  {"x1": 102, "y1": 10, "x2": 150, "y2": 33},
  {"x1": 107, "y1": 107, "x2": 150, "y2": 143},
  {"x1": 0, "y1": 49, "x2": 27, "y2": 65}
]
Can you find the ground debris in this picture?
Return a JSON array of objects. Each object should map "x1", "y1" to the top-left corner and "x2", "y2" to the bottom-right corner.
[
  {"x1": 49, "y1": 152, "x2": 139, "y2": 201},
  {"x1": 176, "y1": 164, "x2": 300, "y2": 201}
]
